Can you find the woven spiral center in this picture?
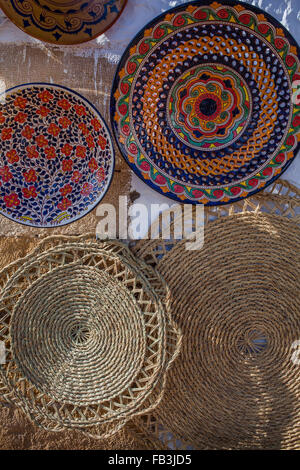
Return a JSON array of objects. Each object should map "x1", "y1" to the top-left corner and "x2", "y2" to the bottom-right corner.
[
  {"x1": 70, "y1": 323, "x2": 91, "y2": 345},
  {"x1": 237, "y1": 330, "x2": 268, "y2": 357},
  {"x1": 11, "y1": 265, "x2": 147, "y2": 406}
]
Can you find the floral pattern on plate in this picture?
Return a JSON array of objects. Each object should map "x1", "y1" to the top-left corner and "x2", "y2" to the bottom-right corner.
[{"x1": 0, "y1": 83, "x2": 114, "y2": 227}]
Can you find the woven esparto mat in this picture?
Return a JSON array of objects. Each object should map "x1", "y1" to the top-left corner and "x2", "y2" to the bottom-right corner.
[
  {"x1": 0, "y1": 235, "x2": 181, "y2": 441},
  {"x1": 131, "y1": 180, "x2": 300, "y2": 450}
]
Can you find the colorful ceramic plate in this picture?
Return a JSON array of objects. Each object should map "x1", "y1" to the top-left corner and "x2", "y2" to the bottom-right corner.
[
  {"x1": 0, "y1": 0, "x2": 127, "y2": 45},
  {"x1": 111, "y1": 0, "x2": 300, "y2": 205},
  {"x1": 0, "y1": 83, "x2": 114, "y2": 227}
]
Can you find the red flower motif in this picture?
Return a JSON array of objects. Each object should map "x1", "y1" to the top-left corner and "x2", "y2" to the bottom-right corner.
[
  {"x1": 74, "y1": 104, "x2": 86, "y2": 116},
  {"x1": 6, "y1": 149, "x2": 19, "y2": 164},
  {"x1": 26, "y1": 145, "x2": 39, "y2": 159},
  {"x1": 98, "y1": 135, "x2": 107, "y2": 150},
  {"x1": 274, "y1": 38, "x2": 285, "y2": 50},
  {"x1": 38, "y1": 90, "x2": 53, "y2": 103},
  {"x1": 213, "y1": 189, "x2": 224, "y2": 198},
  {"x1": 62, "y1": 159, "x2": 73, "y2": 172},
  {"x1": 23, "y1": 168, "x2": 37, "y2": 183},
  {"x1": 258, "y1": 23, "x2": 269, "y2": 35},
  {"x1": 96, "y1": 168, "x2": 106, "y2": 183},
  {"x1": 155, "y1": 175, "x2": 166, "y2": 185},
  {"x1": 140, "y1": 161, "x2": 150, "y2": 171},
  {"x1": 59, "y1": 183, "x2": 72, "y2": 196},
  {"x1": 44, "y1": 146, "x2": 56, "y2": 160},
  {"x1": 71, "y1": 170, "x2": 82, "y2": 183},
  {"x1": 217, "y1": 8, "x2": 229, "y2": 19},
  {"x1": 61, "y1": 143, "x2": 73, "y2": 156},
  {"x1": 35, "y1": 135, "x2": 49, "y2": 148},
  {"x1": 4, "y1": 192, "x2": 20, "y2": 208},
  {"x1": 120, "y1": 82, "x2": 129, "y2": 95},
  {"x1": 21, "y1": 125, "x2": 34, "y2": 140},
  {"x1": 230, "y1": 186, "x2": 241, "y2": 196},
  {"x1": 129, "y1": 143, "x2": 138, "y2": 154},
  {"x1": 262, "y1": 167, "x2": 273, "y2": 176},
  {"x1": 81, "y1": 183, "x2": 93, "y2": 196},
  {"x1": 0, "y1": 166, "x2": 13, "y2": 182},
  {"x1": 47, "y1": 123, "x2": 60, "y2": 137},
  {"x1": 22, "y1": 186, "x2": 37, "y2": 199},
  {"x1": 174, "y1": 184, "x2": 184, "y2": 194},
  {"x1": 139, "y1": 40, "x2": 150, "y2": 55},
  {"x1": 78, "y1": 122, "x2": 89, "y2": 135},
  {"x1": 153, "y1": 25, "x2": 165, "y2": 39},
  {"x1": 192, "y1": 190, "x2": 203, "y2": 198},
  {"x1": 58, "y1": 116, "x2": 71, "y2": 129},
  {"x1": 57, "y1": 99, "x2": 71, "y2": 111},
  {"x1": 239, "y1": 13, "x2": 251, "y2": 25},
  {"x1": 88, "y1": 157, "x2": 98, "y2": 172},
  {"x1": 118, "y1": 103, "x2": 128, "y2": 115},
  {"x1": 122, "y1": 124, "x2": 130, "y2": 136},
  {"x1": 126, "y1": 61, "x2": 136, "y2": 75},
  {"x1": 0, "y1": 111, "x2": 5, "y2": 124},
  {"x1": 14, "y1": 112, "x2": 28, "y2": 124},
  {"x1": 36, "y1": 105, "x2": 51, "y2": 117},
  {"x1": 286, "y1": 55, "x2": 296, "y2": 67},
  {"x1": 91, "y1": 118, "x2": 102, "y2": 131},
  {"x1": 248, "y1": 178, "x2": 258, "y2": 187},
  {"x1": 13, "y1": 96, "x2": 27, "y2": 109},
  {"x1": 275, "y1": 153, "x2": 285, "y2": 163},
  {"x1": 75, "y1": 145, "x2": 87, "y2": 159},
  {"x1": 293, "y1": 115, "x2": 300, "y2": 128},
  {"x1": 1, "y1": 128, "x2": 13, "y2": 141},
  {"x1": 86, "y1": 134, "x2": 95, "y2": 148},
  {"x1": 173, "y1": 15, "x2": 185, "y2": 27},
  {"x1": 57, "y1": 197, "x2": 72, "y2": 211},
  {"x1": 286, "y1": 135, "x2": 295, "y2": 147}
]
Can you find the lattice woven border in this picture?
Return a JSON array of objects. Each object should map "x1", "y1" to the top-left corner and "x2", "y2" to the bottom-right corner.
[{"x1": 0, "y1": 236, "x2": 181, "y2": 440}]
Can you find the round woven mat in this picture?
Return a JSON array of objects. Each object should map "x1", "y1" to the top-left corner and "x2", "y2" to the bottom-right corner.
[
  {"x1": 0, "y1": 235, "x2": 181, "y2": 439},
  {"x1": 132, "y1": 181, "x2": 300, "y2": 450}
]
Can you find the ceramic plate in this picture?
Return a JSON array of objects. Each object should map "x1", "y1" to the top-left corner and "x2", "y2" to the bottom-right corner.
[
  {"x1": 111, "y1": 0, "x2": 300, "y2": 205},
  {"x1": 0, "y1": 0, "x2": 127, "y2": 45},
  {"x1": 0, "y1": 83, "x2": 114, "y2": 227}
]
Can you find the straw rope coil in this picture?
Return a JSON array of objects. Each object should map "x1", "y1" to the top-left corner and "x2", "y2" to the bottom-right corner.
[
  {"x1": 0, "y1": 236, "x2": 181, "y2": 439},
  {"x1": 131, "y1": 180, "x2": 300, "y2": 450}
]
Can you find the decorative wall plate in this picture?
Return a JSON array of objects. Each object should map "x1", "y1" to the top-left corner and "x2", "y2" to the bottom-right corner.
[
  {"x1": 0, "y1": 83, "x2": 114, "y2": 227},
  {"x1": 0, "y1": 0, "x2": 127, "y2": 45},
  {"x1": 111, "y1": 0, "x2": 300, "y2": 205}
]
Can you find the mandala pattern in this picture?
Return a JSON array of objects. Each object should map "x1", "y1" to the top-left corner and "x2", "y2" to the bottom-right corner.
[
  {"x1": 112, "y1": 1, "x2": 300, "y2": 205},
  {"x1": 0, "y1": 0, "x2": 127, "y2": 44},
  {"x1": 0, "y1": 84, "x2": 114, "y2": 227},
  {"x1": 169, "y1": 64, "x2": 251, "y2": 150}
]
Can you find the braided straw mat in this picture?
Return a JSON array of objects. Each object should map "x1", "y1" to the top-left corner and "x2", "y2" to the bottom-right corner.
[
  {"x1": 0, "y1": 235, "x2": 181, "y2": 443},
  {"x1": 131, "y1": 180, "x2": 300, "y2": 450}
]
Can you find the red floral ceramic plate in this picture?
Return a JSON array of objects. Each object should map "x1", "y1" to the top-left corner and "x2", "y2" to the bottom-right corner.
[{"x1": 0, "y1": 83, "x2": 114, "y2": 227}]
